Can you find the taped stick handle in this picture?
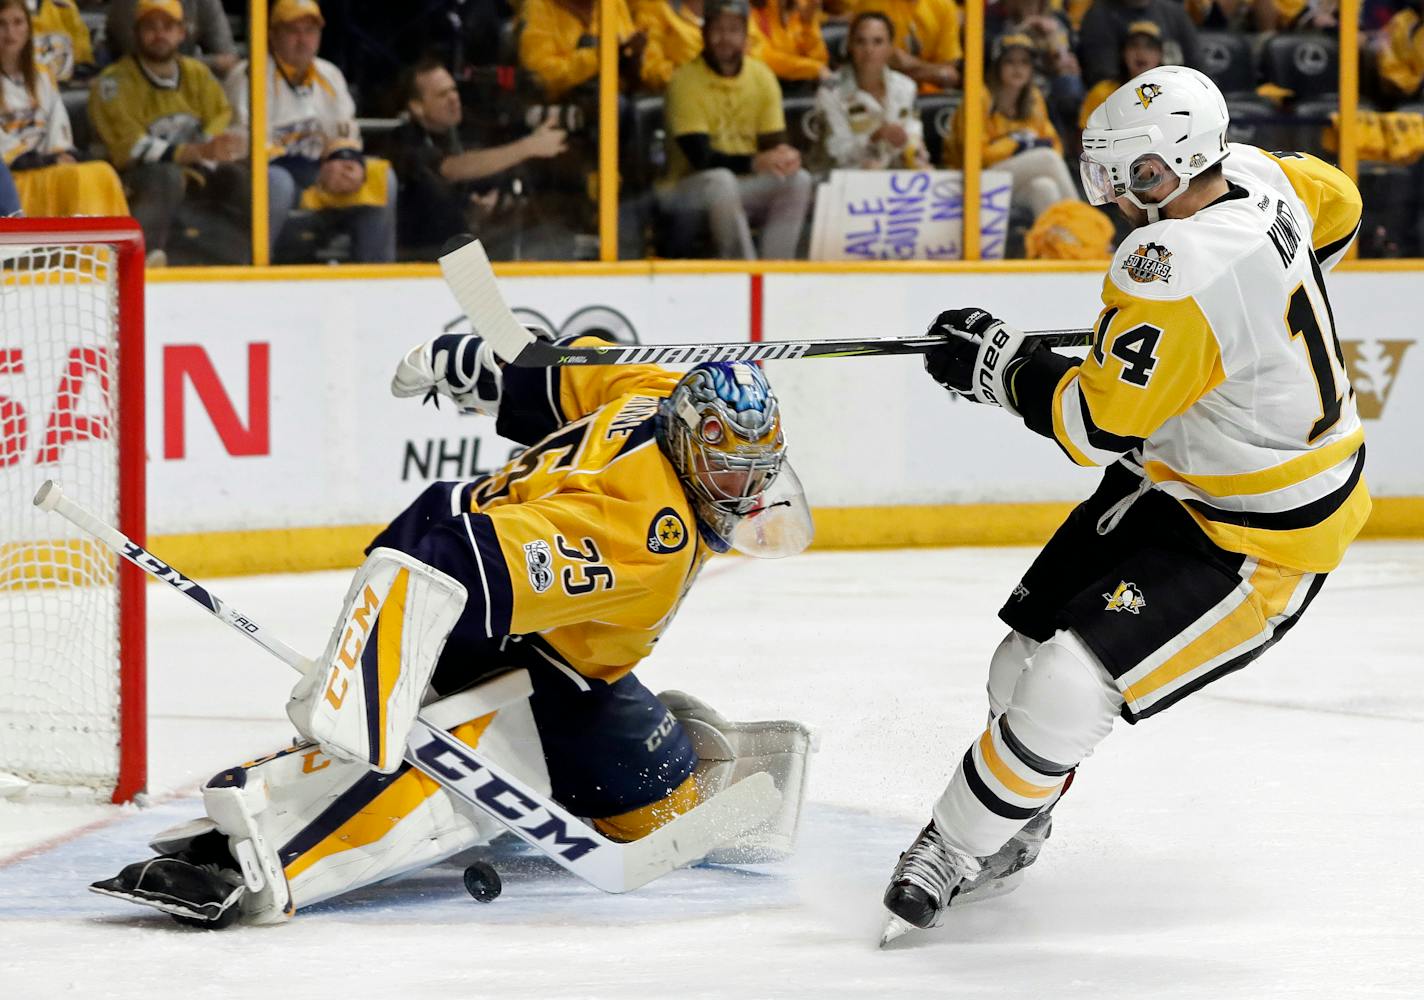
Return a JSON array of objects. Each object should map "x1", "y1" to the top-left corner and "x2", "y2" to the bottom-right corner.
[{"x1": 33, "y1": 480, "x2": 311, "y2": 675}]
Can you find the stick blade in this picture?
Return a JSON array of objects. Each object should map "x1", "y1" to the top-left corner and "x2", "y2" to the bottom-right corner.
[
  {"x1": 437, "y1": 237, "x2": 534, "y2": 364},
  {"x1": 617, "y1": 772, "x2": 782, "y2": 891}
]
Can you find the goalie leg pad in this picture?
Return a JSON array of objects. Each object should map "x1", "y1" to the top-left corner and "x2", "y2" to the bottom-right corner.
[
  {"x1": 659, "y1": 690, "x2": 815, "y2": 864},
  {"x1": 287, "y1": 547, "x2": 467, "y2": 774}
]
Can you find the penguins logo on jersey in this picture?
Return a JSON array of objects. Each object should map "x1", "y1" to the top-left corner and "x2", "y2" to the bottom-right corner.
[
  {"x1": 1122, "y1": 243, "x2": 1173, "y2": 284},
  {"x1": 524, "y1": 540, "x2": 554, "y2": 593},
  {"x1": 647, "y1": 508, "x2": 688, "y2": 554},
  {"x1": 1103, "y1": 581, "x2": 1147, "y2": 614},
  {"x1": 1134, "y1": 83, "x2": 1164, "y2": 109}
]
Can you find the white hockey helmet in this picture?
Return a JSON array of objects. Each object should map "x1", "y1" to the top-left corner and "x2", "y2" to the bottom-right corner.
[{"x1": 1079, "y1": 65, "x2": 1229, "y2": 221}]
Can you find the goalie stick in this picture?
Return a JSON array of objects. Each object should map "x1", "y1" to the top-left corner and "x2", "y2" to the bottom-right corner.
[
  {"x1": 33, "y1": 480, "x2": 780, "y2": 895},
  {"x1": 439, "y1": 235, "x2": 1094, "y2": 367}
]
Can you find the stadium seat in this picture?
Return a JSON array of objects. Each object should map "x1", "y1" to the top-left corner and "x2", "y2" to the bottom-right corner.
[
  {"x1": 1355, "y1": 162, "x2": 1419, "y2": 256},
  {"x1": 622, "y1": 95, "x2": 667, "y2": 194},
  {"x1": 917, "y1": 91, "x2": 962, "y2": 167},
  {"x1": 782, "y1": 94, "x2": 823, "y2": 156},
  {"x1": 1197, "y1": 31, "x2": 1255, "y2": 99},
  {"x1": 62, "y1": 88, "x2": 95, "y2": 159},
  {"x1": 1291, "y1": 98, "x2": 1338, "y2": 158},
  {"x1": 1261, "y1": 34, "x2": 1338, "y2": 101}
]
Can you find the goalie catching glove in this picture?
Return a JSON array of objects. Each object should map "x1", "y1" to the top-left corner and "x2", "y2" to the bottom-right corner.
[
  {"x1": 923, "y1": 308, "x2": 1032, "y2": 414},
  {"x1": 391, "y1": 333, "x2": 504, "y2": 416}
]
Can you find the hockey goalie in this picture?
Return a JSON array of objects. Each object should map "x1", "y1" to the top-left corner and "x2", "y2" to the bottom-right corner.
[{"x1": 91, "y1": 337, "x2": 816, "y2": 927}]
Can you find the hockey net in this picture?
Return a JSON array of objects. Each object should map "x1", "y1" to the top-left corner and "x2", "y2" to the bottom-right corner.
[{"x1": 0, "y1": 219, "x2": 146, "y2": 803}]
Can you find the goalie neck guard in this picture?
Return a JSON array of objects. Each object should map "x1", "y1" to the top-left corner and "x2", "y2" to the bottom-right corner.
[
  {"x1": 657, "y1": 361, "x2": 811, "y2": 558},
  {"x1": 1079, "y1": 65, "x2": 1229, "y2": 222}
]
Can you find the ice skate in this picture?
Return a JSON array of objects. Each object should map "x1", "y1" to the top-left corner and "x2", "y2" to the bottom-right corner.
[
  {"x1": 879, "y1": 821, "x2": 981, "y2": 947},
  {"x1": 955, "y1": 811, "x2": 1053, "y2": 905}
]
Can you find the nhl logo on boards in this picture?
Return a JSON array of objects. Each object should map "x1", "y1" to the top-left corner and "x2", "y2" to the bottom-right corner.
[
  {"x1": 647, "y1": 508, "x2": 688, "y2": 554},
  {"x1": 1103, "y1": 581, "x2": 1147, "y2": 614},
  {"x1": 1122, "y1": 242, "x2": 1172, "y2": 284},
  {"x1": 1134, "y1": 82, "x2": 1164, "y2": 109},
  {"x1": 524, "y1": 540, "x2": 554, "y2": 593}
]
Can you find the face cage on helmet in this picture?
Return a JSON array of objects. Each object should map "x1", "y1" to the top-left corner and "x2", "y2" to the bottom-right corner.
[
  {"x1": 673, "y1": 425, "x2": 785, "y2": 517},
  {"x1": 1079, "y1": 151, "x2": 1183, "y2": 210}
]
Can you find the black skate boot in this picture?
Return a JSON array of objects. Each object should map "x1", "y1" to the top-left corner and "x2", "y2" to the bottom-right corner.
[{"x1": 880, "y1": 820, "x2": 981, "y2": 946}]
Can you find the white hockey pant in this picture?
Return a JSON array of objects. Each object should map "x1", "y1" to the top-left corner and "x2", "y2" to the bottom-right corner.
[{"x1": 934, "y1": 628, "x2": 1122, "y2": 858}]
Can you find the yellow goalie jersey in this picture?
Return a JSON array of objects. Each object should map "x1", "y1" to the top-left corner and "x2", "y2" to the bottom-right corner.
[
  {"x1": 1016, "y1": 144, "x2": 1368, "y2": 573},
  {"x1": 445, "y1": 341, "x2": 709, "y2": 684}
]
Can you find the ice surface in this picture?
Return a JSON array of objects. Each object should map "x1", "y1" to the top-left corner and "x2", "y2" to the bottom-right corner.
[{"x1": 2, "y1": 543, "x2": 1421, "y2": 999}]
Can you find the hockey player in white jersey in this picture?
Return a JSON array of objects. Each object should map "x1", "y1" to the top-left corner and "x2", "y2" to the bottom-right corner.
[{"x1": 880, "y1": 66, "x2": 1368, "y2": 944}]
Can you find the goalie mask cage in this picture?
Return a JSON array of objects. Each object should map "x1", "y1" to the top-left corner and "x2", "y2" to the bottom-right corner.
[{"x1": 0, "y1": 218, "x2": 146, "y2": 803}]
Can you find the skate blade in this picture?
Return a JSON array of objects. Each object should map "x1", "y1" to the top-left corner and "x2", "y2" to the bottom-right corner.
[{"x1": 878, "y1": 912, "x2": 917, "y2": 948}]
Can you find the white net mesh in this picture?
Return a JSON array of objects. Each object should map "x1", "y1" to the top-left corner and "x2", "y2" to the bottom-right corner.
[{"x1": 0, "y1": 243, "x2": 124, "y2": 795}]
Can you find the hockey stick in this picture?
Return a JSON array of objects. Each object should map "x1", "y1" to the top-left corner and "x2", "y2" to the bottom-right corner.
[
  {"x1": 33, "y1": 480, "x2": 780, "y2": 894},
  {"x1": 439, "y1": 236, "x2": 1094, "y2": 367}
]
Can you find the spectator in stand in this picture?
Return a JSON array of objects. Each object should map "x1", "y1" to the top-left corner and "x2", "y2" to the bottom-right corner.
[
  {"x1": 750, "y1": 0, "x2": 831, "y2": 87},
  {"x1": 106, "y1": 0, "x2": 239, "y2": 80},
  {"x1": 660, "y1": 0, "x2": 811, "y2": 258},
  {"x1": 225, "y1": 0, "x2": 398, "y2": 263},
  {"x1": 519, "y1": 0, "x2": 653, "y2": 100},
  {"x1": 943, "y1": 33, "x2": 1078, "y2": 220},
  {"x1": 989, "y1": 0, "x2": 1083, "y2": 139},
  {"x1": 1076, "y1": 0, "x2": 1198, "y2": 87},
  {"x1": 636, "y1": 0, "x2": 705, "y2": 89},
  {"x1": 0, "y1": 157, "x2": 18, "y2": 214},
  {"x1": 1375, "y1": 2, "x2": 1423, "y2": 101},
  {"x1": 0, "y1": 0, "x2": 127, "y2": 216},
  {"x1": 815, "y1": 11, "x2": 926, "y2": 168},
  {"x1": 25, "y1": 0, "x2": 92, "y2": 84},
  {"x1": 1078, "y1": 19, "x2": 1163, "y2": 128},
  {"x1": 1266, "y1": 0, "x2": 1339, "y2": 30},
  {"x1": 390, "y1": 56, "x2": 569, "y2": 258},
  {"x1": 845, "y1": 0, "x2": 962, "y2": 91},
  {"x1": 89, "y1": 0, "x2": 246, "y2": 263},
  {"x1": 1181, "y1": 1, "x2": 1275, "y2": 30}
]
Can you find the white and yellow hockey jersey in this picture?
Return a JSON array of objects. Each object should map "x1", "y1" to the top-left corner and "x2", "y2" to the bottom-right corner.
[
  {"x1": 1015, "y1": 144, "x2": 1368, "y2": 573},
  {"x1": 0, "y1": 70, "x2": 71, "y2": 164},
  {"x1": 224, "y1": 56, "x2": 359, "y2": 161}
]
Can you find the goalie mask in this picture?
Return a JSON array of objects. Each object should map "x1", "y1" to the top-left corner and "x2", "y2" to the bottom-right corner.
[
  {"x1": 658, "y1": 361, "x2": 812, "y2": 558},
  {"x1": 1079, "y1": 65, "x2": 1229, "y2": 223}
]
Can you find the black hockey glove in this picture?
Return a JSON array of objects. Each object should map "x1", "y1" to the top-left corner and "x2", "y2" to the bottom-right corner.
[{"x1": 924, "y1": 307, "x2": 1030, "y2": 412}]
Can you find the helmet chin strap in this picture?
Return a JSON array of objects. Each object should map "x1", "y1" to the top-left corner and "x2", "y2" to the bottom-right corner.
[{"x1": 1145, "y1": 204, "x2": 1162, "y2": 224}]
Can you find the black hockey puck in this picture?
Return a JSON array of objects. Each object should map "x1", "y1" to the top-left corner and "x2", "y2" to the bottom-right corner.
[{"x1": 463, "y1": 861, "x2": 502, "y2": 902}]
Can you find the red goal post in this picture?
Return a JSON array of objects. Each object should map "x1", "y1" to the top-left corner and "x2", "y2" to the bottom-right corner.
[{"x1": 0, "y1": 217, "x2": 146, "y2": 803}]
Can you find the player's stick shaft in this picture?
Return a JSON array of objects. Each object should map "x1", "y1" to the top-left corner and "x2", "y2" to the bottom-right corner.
[
  {"x1": 33, "y1": 480, "x2": 309, "y2": 673},
  {"x1": 439, "y1": 236, "x2": 1093, "y2": 367}
]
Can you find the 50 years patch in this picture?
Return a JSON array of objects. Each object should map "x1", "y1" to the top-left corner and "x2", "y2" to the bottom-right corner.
[{"x1": 647, "y1": 508, "x2": 688, "y2": 554}]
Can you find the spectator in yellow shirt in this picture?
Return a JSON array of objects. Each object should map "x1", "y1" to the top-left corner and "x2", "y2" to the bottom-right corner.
[
  {"x1": 1078, "y1": 19, "x2": 1164, "y2": 129},
  {"x1": 635, "y1": 0, "x2": 705, "y2": 89},
  {"x1": 89, "y1": 0, "x2": 249, "y2": 263},
  {"x1": 749, "y1": 0, "x2": 830, "y2": 86},
  {"x1": 846, "y1": 0, "x2": 962, "y2": 90},
  {"x1": 0, "y1": 0, "x2": 126, "y2": 216},
  {"x1": 660, "y1": 0, "x2": 812, "y2": 258},
  {"x1": 944, "y1": 33, "x2": 1078, "y2": 220},
  {"x1": 519, "y1": 0, "x2": 653, "y2": 99}
]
